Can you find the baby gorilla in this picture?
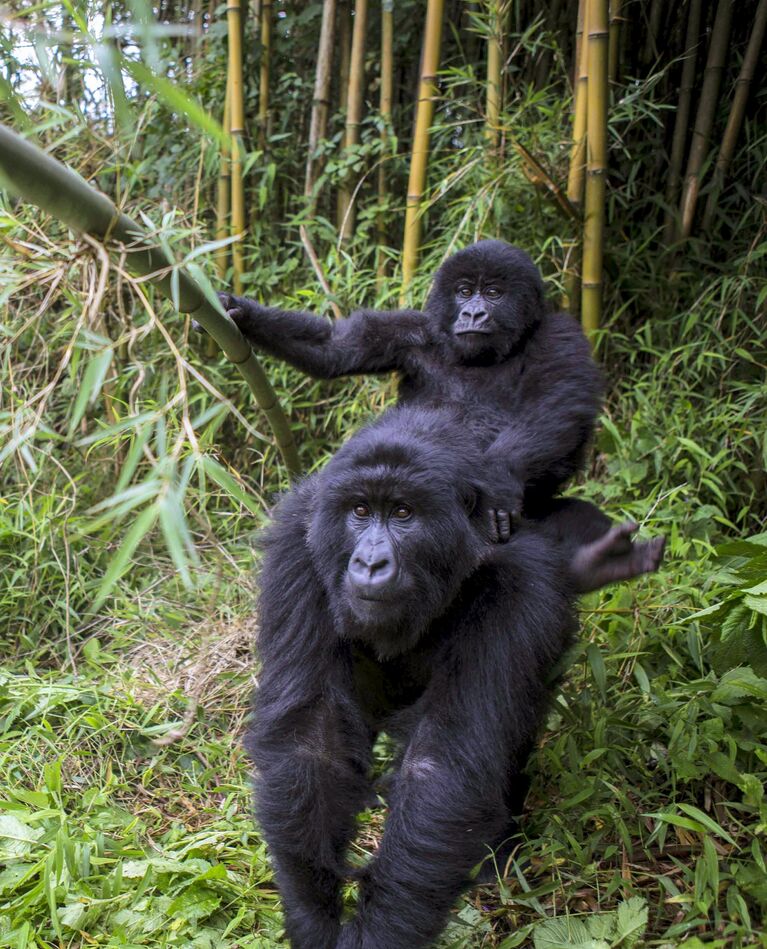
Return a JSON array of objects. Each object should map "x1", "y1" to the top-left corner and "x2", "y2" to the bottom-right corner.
[
  {"x1": 219, "y1": 240, "x2": 664, "y2": 591},
  {"x1": 248, "y1": 406, "x2": 578, "y2": 948}
]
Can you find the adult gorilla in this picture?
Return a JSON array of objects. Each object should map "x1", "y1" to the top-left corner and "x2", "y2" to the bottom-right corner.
[
  {"x1": 220, "y1": 240, "x2": 664, "y2": 591},
  {"x1": 248, "y1": 406, "x2": 577, "y2": 949}
]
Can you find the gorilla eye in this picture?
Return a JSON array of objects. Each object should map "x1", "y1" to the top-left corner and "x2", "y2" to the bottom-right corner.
[
  {"x1": 457, "y1": 286, "x2": 473, "y2": 298},
  {"x1": 352, "y1": 503, "x2": 370, "y2": 518},
  {"x1": 485, "y1": 287, "x2": 502, "y2": 299},
  {"x1": 391, "y1": 504, "x2": 413, "y2": 520}
]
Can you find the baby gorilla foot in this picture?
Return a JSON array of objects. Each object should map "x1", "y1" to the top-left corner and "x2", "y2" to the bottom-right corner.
[{"x1": 571, "y1": 522, "x2": 666, "y2": 593}]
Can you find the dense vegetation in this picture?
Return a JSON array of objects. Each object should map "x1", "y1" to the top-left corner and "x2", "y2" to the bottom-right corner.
[{"x1": 1, "y1": 0, "x2": 766, "y2": 945}]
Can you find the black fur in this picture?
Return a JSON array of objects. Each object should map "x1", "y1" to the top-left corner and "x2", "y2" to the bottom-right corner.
[
  {"x1": 246, "y1": 407, "x2": 577, "y2": 948},
  {"x1": 220, "y1": 239, "x2": 664, "y2": 590}
]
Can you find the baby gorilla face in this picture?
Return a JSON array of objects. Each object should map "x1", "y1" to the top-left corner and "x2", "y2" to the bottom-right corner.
[{"x1": 426, "y1": 239, "x2": 546, "y2": 365}]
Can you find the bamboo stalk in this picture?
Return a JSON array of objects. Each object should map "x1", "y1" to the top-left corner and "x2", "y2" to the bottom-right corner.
[
  {"x1": 662, "y1": 0, "x2": 703, "y2": 245},
  {"x1": 581, "y1": 0, "x2": 608, "y2": 338},
  {"x1": 0, "y1": 123, "x2": 300, "y2": 475},
  {"x1": 564, "y1": 0, "x2": 589, "y2": 311},
  {"x1": 377, "y1": 0, "x2": 394, "y2": 285},
  {"x1": 677, "y1": 0, "x2": 733, "y2": 240},
  {"x1": 642, "y1": 0, "x2": 664, "y2": 64},
  {"x1": 533, "y1": 0, "x2": 562, "y2": 90},
  {"x1": 227, "y1": 0, "x2": 246, "y2": 294},
  {"x1": 210, "y1": 75, "x2": 232, "y2": 357},
  {"x1": 215, "y1": 78, "x2": 232, "y2": 284},
  {"x1": 335, "y1": 1, "x2": 352, "y2": 231},
  {"x1": 607, "y1": 0, "x2": 621, "y2": 83},
  {"x1": 485, "y1": 0, "x2": 502, "y2": 151},
  {"x1": 338, "y1": 0, "x2": 369, "y2": 242},
  {"x1": 258, "y1": 0, "x2": 272, "y2": 150},
  {"x1": 304, "y1": 0, "x2": 337, "y2": 203},
  {"x1": 567, "y1": 0, "x2": 589, "y2": 210},
  {"x1": 703, "y1": 0, "x2": 767, "y2": 231},
  {"x1": 400, "y1": 0, "x2": 445, "y2": 300}
]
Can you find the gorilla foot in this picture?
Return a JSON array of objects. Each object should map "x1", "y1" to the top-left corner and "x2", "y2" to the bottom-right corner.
[{"x1": 571, "y1": 522, "x2": 666, "y2": 593}]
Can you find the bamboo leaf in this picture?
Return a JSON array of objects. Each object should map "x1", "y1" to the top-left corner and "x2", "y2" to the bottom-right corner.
[
  {"x1": 159, "y1": 488, "x2": 199, "y2": 590},
  {"x1": 92, "y1": 503, "x2": 159, "y2": 611},
  {"x1": 125, "y1": 62, "x2": 225, "y2": 143},
  {"x1": 200, "y1": 456, "x2": 263, "y2": 515},
  {"x1": 67, "y1": 347, "x2": 114, "y2": 438}
]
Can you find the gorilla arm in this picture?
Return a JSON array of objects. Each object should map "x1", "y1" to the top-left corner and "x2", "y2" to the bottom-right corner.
[{"x1": 219, "y1": 293, "x2": 429, "y2": 379}]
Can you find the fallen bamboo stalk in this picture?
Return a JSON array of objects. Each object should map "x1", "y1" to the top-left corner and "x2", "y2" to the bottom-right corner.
[{"x1": 0, "y1": 122, "x2": 300, "y2": 476}]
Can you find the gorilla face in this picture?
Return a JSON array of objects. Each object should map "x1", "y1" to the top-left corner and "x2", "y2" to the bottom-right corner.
[
  {"x1": 307, "y1": 412, "x2": 486, "y2": 658},
  {"x1": 426, "y1": 240, "x2": 545, "y2": 365}
]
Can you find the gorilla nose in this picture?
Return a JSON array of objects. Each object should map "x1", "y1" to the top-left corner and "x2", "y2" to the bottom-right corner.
[
  {"x1": 460, "y1": 307, "x2": 488, "y2": 326},
  {"x1": 348, "y1": 549, "x2": 397, "y2": 593}
]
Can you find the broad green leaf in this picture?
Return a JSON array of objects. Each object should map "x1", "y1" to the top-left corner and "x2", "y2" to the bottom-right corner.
[{"x1": 0, "y1": 816, "x2": 43, "y2": 859}]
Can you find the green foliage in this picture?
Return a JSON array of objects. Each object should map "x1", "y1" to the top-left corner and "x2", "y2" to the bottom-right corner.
[{"x1": 2, "y1": 1, "x2": 767, "y2": 945}]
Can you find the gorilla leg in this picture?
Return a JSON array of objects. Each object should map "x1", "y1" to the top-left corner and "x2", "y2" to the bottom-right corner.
[
  {"x1": 337, "y1": 746, "x2": 510, "y2": 949},
  {"x1": 249, "y1": 700, "x2": 371, "y2": 948},
  {"x1": 532, "y1": 498, "x2": 665, "y2": 593}
]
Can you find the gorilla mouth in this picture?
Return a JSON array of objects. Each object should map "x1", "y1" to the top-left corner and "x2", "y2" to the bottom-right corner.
[{"x1": 455, "y1": 328, "x2": 492, "y2": 336}]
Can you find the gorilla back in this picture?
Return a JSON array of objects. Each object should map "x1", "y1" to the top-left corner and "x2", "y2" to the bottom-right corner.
[{"x1": 247, "y1": 407, "x2": 577, "y2": 948}]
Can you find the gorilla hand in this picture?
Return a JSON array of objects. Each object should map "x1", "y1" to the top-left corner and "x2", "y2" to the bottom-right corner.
[{"x1": 484, "y1": 465, "x2": 524, "y2": 544}]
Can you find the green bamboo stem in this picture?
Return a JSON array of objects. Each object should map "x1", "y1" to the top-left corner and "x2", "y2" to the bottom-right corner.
[
  {"x1": 400, "y1": 0, "x2": 445, "y2": 300},
  {"x1": 581, "y1": 0, "x2": 608, "y2": 338},
  {"x1": 702, "y1": 0, "x2": 767, "y2": 231},
  {"x1": 677, "y1": 0, "x2": 733, "y2": 241},
  {"x1": 0, "y1": 123, "x2": 300, "y2": 476}
]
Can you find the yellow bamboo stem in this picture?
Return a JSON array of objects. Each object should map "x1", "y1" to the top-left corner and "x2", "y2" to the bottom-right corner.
[
  {"x1": 258, "y1": 0, "x2": 272, "y2": 150},
  {"x1": 338, "y1": 0, "x2": 369, "y2": 242},
  {"x1": 581, "y1": 0, "x2": 608, "y2": 338},
  {"x1": 485, "y1": 1, "x2": 502, "y2": 152},
  {"x1": 400, "y1": 0, "x2": 445, "y2": 301},
  {"x1": 227, "y1": 0, "x2": 246, "y2": 294},
  {"x1": 377, "y1": 0, "x2": 394, "y2": 285},
  {"x1": 215, "y1": 77, "x2": 231, "y2": 282},
  {"x1": 567, "y1": 0, "x2": 589, "y2": 210}
]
